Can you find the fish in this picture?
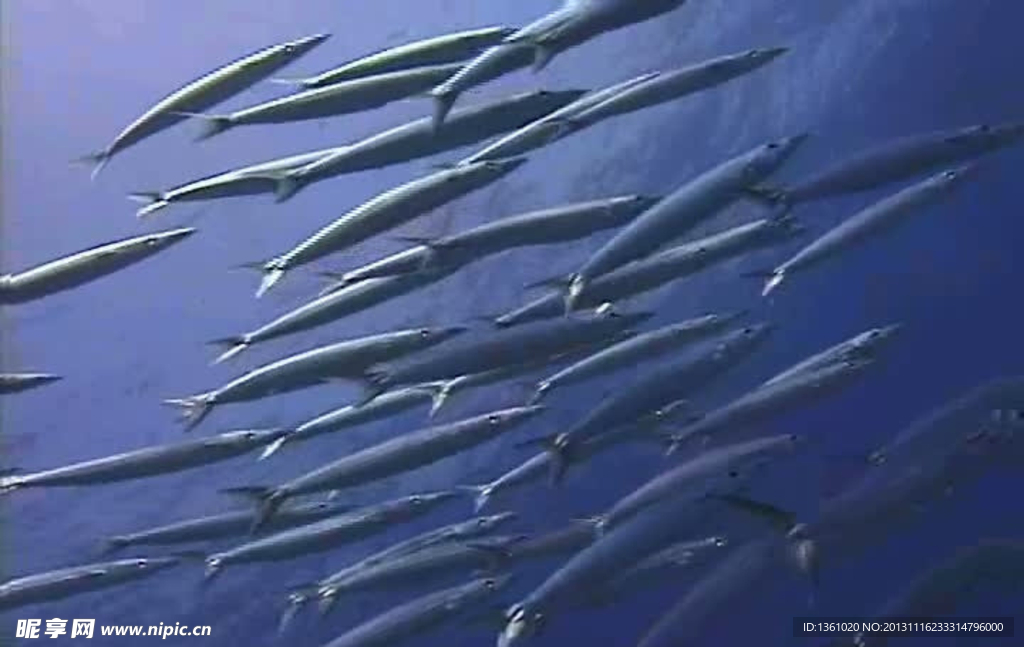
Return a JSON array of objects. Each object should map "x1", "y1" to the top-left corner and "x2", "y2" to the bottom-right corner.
[
  {"x1": 455, "y1": 74, "x2": 659, "y2": 165},
  {"x1": 279, "y1": 514, "x2": 517, "y2": 630},
  {"x1": 760, "y1": 324, "x2": 902, "y2": 388},
  {"x1": 76, "y1": 34, "x2": 328, "y2": 178},
  {"x1": 278, "y1": 26, "x2": 516, "y2": 88},
  {"x1": 457, "y1": 410, "x2": 680, "y2": 513},
  {"x1": 754, "y1": 166, "x2": 975, "y2": 296},
  {"x1": 432, "y1": 0, "x2": 688, "y2": 127},
  {"x1": 531, "y1": 312, "x2": 747, "y2": 403},
  {"x1": 557, "y1": 47, "x2": 789, "y2": 131},
  {"x1": 498, "y1": 493, "x2": 718, "y2": 647},
  {"x1": 325, "y1": 194, "x2": 658, "y2": 289},
  {"x1": 496, "y1": 213, "x2": 804, "y2": 327},
  {"x1": 667, "y1": 359, "x2": 875, "y2": 452},
  {"x1": 0, "y1": 373, "x2": 62, "y2": 395},
  {"x1": 0, "y1": 429, "x2": 285, "y2": 495},
  {"x1": 524, "y1": 323, "x2": 774, "y2": 484},
  {"x1": 203, "y1": 491, "x2": 457, "y2": 582},
  {"x1": 257, "y1": 89, "x2": 585, "y2": 202},
  {"x1": 361, "y1": 310, "x2": 652, "y2": 401},
  {"x1": 587, "y1": 435, "x2": 800, "y2": 536},
  {"x1": 564, "y1": 134, "x2": 807, "y2": 311},
  {"x1": 831, "y1": 540, "x2": 1024, "y2": 647},
  {"x1": 173, "y1": 327, "x2": 465, "y2": 429},
  {"x1": 254, "y1": 158, "x2": 527, "y2": 297},
  {"x1": 222, "y1": 271, "x2": 464, "y2": 356},
  {"x1": 316, "y1": 536, "x2": 526, "y2": 617},
  {"x1": 227, "y1": 406, "x2": 544, "y2": 530},
  {"x1": 320, "y1": 575, "x2": 511, "y2": 647},
  {"x1": 179, "y1": 63, "x2": 464, "y2": 140},
  {"x1": 750, "y1": 122, "x2": 1024, "y2": 206},
  {"x1": 259, "y1": 387, "x2": 442, "y2": 460},
  {"x1": 0, "y1": 228, "x2": 194, "y2": 304},
  {"x1": 0, "y1": 556, "x2": 183, "y2": 611},
  {"x1": 583, "y1": 535, "x2": 728, "y2": 607},
  {"x1": 102, "y1": 500, "x2": 353, "y2": 553},
  {"x1": 635, "y1": 535, "x2": 786, "y2": 647}
]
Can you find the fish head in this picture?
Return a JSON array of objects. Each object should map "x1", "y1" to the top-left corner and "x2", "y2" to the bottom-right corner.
[
  {"x1": 219, "y1": 427, "x2": 290, "y2": 448},
  {"x1": 127, "y1": 556, "x2": 181, "y2": 574},
  {"x1": 719, "y1": 321, "x2": 775, "y2": 354},
  {"x1": 498, "y1": 604, "x2": 544, "y2": 647},
  {"x1": 604, "y1": 308, "x2": 656, "y2": 329},
  {"x1": 484, "y1": 405, "x2": 547, "y2": 429},
  {"x1": 278, "y1": 33, "x2": 331, "y2": 59},
  {"x1": 925, "y1": 164, "x2": 977, "y2": 193},
  {"x1": 849, "y1": 323, "x2": 902, "y2": 356},
  {"x1": 943, "y1": 122, "x2": 1024, "y2": 149},
  {"x1": 402, "y1": 489, "x2": 462, "y2": 513},
  {"x1": 738, "y1": 46, "x2": 789, "y2": 69},
  {"x1": 419, "y1": 325, "x2": 469, "y2": 346},
  {"x1": 528, "y1": 88, "x2": 591, "y2": 112},
  {"x1": 616, "y1": 193, "x2": 662, "y2": 214},
  {"x1": 474, "y1": 156, "x2": 530, "y2": 180},
  {"x1": 477, "y1": 511, "x2": 519, "y2": 532},
  {"x1": 744, "y1": 133, "x2": 810, "y2": 178},
  {"x1": 138, "y1": 227, "x2": 197, "y2": 251}
]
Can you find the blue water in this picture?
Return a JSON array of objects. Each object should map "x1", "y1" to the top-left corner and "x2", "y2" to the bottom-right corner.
[{"x1": 3, "y1": 0, "x2": 1024, "y2": 645}]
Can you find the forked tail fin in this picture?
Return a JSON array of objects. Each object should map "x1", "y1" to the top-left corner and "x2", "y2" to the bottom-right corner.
[
  {"x1": 127, "y1": 192, "x2": 170, "y2": 219},
  {"x1": 72, "y1": 150, "x2": 111, "y2": 182},
  {"x1": 430, "y1": 89, "x2": 458, "y2": 131},
  {"x1": 162, "y1": 393, "x2": 216, "y2": 432},
  {"x1": 207, "y1": 336, "x2": 251, "y2": 365},
  {"x1": 220, "y1": 486, "x2": 283, "y2": 533},
  {"x1": 169, "y1": 111, "x2": 235, "y2": 141},
  {"x1": 455, "y1": 484, "x2": 495, "y2": 514}
]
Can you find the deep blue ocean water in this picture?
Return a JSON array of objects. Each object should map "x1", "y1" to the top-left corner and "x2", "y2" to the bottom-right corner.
[{"x1": 3, "y1": 1, "x2": 1024, "y2": 645}]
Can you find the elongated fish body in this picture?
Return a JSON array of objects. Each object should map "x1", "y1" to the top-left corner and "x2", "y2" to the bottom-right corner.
[
  {"x1": 761, "y1": 166, "x2": 974, "y2": 296},
  {"x1": 0, "y1": 556, "x2": 181, "y2": 611},
  {"x1": 257, "y1": 158, "x2": 527, "y2": 296},
  {"x1": 533, "y1": 312, "x2": 745, "y2": 403},
  {"x1": 457, "y1": 75, "x2": 658, "y2": 165},
  {"x1": 291, "y1": 26, "x2": 516, "y2": 88},
  {"x1": 364, "y1": 311, "x2": 652, "y2": 397},
  {"x1": 840, "y1": 541, "x2": 1024, "y2": 647},
  {"x1": 280, "y1": 515, "x2": 517, "y2": 630},
  {"x1": 498, "y1": 494, "x2": 714, "y2": 647},
  {"x1": 432, "y1": 0, "x2": 687, "y2": 126},
  {"x1": 318, "y1": 536, "x2": 524, "y2": 614},
  {"x1": 761, "y1": 324, "x2": 901, "y2": 388},
  {"x1": 507, "y1": 523, "x2": 598, "y2": 564},
  {"x1": 566, "y1": 48, "x2": 787, "y2": 129},
  {"x1": 458, "y1": 422, "x2": 656, "y2": 513},
  {"x1": 271, "y1": 90, "x2": 586, "y2": 202},
  {"x1": 245, "y1": 406, "x2": 544, "y2": 528},
  {"x1": 337, "y1": 195, "x2": 657, "y2": 286},
  {"x1": 262, "y1": 387, "x2": 439, "y2": 460},
  {"x1": 323, "y1": 575, "x2": 510, "y2": 647},
  {"x1": 204, "y1": 492, "x2": 456, "y2": 579},
  {"x1": 0, "y1": 429, "x2": 283, "y2": 494},
  {"x1": 174, "y1": 327, "x2": 464, "y2": 428},
  {"x1": 0, "y1": 373, "x2": 61, "y2": 395},
  {"x1": 0, "y1": 228, "x2": 194, "y2": 304},
  {"x1": 635, "y1": 536, "x2": 784, "y2": 647},
  {"x1": 670, "y1": 359, "x2": 874, "y2": 449},
  {"x1": 596, "y1": 435, "x2": 799, "y2": 534},
  {"x1": 187, "y1": 63, "x2": 464, "y2": 140},
  {"x1": 585, "y1": 535, "x2": 728, "y2": 606},
  {"x1": 496, "y1": 212, "x2": 804, "y2": 327},
  {"x1": 547, "y1": 324, "x2": 773, "y2": 479},
  {"x1": 759, "y1": 122, "x2": 1024, "y2": 204},
  {"x1": 128, "y1": 148, "x2": 338, "y2": 218},
  {"x1": 104, "y1": 500, "x2": 351, "y2": 552},
  {"x1": 568, "y1": 135, "x2": 806, "y2": 309},
  {"x1": 81, "y1": 34, "x2": 328, "y2": 175}
]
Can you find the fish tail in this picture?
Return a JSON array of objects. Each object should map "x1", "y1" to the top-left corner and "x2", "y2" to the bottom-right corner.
[
  {"x1": 527, "y1": 381, "x2": 551, "y2": 406},
  {"x1": 258, "y1": 435, "x2": 289, "y2": 461},
  {"x1": 72, "y1": 150, "x2": 111, "y2": 182},
  {"x1": 126, "y1": 191, "x2": 170, "y2": 219},
  {"x1": 761, "y1": 270, "x2": 786, "y2": 297},
  {"x1": 202, "y1": 557, "x2": 223, "y2": 583},
  {"x1": 317, "y1": 589, "x2": 340, "y2": 616},
  {"x1": 219, "y1": 486, "x2": 282, "y2": 531},
  {"x1": 162, "y1": 393, "x2": 216, "y2": 431},
  {"x1": 169, "y1": 111, "x2": 234, "y2": 141},
  {"x1": 422, "y1": 380, "x2": 454, "y2": 417},
  {"x1": 0, "y1": 467, "x2": 20, "y2": 477},
  {"x1": 515, "y1": 434, "x2": 570, "y2": 486},
  {"x1": 455, "y1": 484, "x2": 494, "y2": 513},
  {"x1": 429, "y1": 88, "x2": 458, "y2": 131},
  {"x1": 358, "y1": 368, "x2": 391, "y2": 405},
  {"x1": 273, "y1": 174, "x2": 304, "y2": 203},
  {"x1": 0, "y1": 473, "x2": 22, "y2": 495},
  {"x1": 744, "y1": 184, "x2": 792, "y2": 209},
  {"x1": 256, "y1": 266, "x2": 286, "y2": 299},
  {"x1": 572, "y1": 514, "x2": 606, "y2": 537},
  {"x1": 207, "y1": 336, "x2": 251, "y2": 365},
  {"x1": 564, "y1": 274, "x2": 586, "y2": 315},
  {"x1": 278, "y1": 590, "x2": 310, "y2": 633}
]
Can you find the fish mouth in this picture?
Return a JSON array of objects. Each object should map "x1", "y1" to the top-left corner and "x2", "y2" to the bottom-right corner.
[
  {"x1": 757, "y1": 46, "x2": 790, "y2": 62},
  {"x1": 152, "y1": 227, "x2": 198, "y2": 245}
]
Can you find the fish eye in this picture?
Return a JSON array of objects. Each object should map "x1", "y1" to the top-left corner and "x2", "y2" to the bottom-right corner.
[
  {"x1": 410, "y1": 496, "x2": 423, "y2": 505},
  {"x1": 728, "y1": 470, "x2": 740, "y2": 478},
  {"x1": 419, "y1": 329, "x2": 432, "y2": 338},
  {"x1": 767, "y1": 142, "x2": 780, "y2": 150},
  {"x1": 135, "y1": 559, "x2": 148, "y2": 568},
  {"x1": 484, "y1": 578, "x2": 497, "y2": 589},
  {"x1": 316, "y1": 502, "x2": 328, "y2": 509},
  {"x1": 477, "y1": 518, "x2": 490, "y2": 526},
  {"x1": 283, "y1": 44, "x2": 297, "y2": 53},
  {"x1": 975, "y1": 124, "x2": 991, "y2": 133},
  {"x1": 942, "y1": 170, "x2": 958, "y2": 180},
  {"x1": 695, "y1": 246, "x2": 708, "y2": 255},
  {"x1": 713, "y1": 536, "x2": 728, "y2": 547},
  {"x1": 742, "y1": 327, "x2": 755, "y2": 335},
  {"x1": 868, "y1": 330, "x2": 880, "y2": 339},
  {"x1": 487, "y1": 414, "x2": 502, "y2": 424}
]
